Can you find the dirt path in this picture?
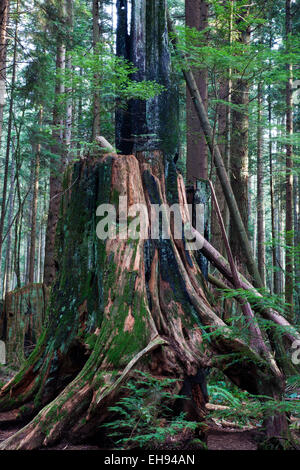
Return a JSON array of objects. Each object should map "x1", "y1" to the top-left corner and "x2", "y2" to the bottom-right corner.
[
  {"x1": 207, "y1": 428, "x2": 257, "y2": 450},
  {"x1": 0, "y1": 424, "x2": 21, "y2": 445}
]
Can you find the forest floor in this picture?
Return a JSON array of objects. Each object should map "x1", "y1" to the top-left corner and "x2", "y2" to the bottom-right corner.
[
  {"x1": 0, "y1": 367, "x2": 299, "y2": 451},
  {"x1": 0, "y1": 420, "x2": 260, "y2": 450}
]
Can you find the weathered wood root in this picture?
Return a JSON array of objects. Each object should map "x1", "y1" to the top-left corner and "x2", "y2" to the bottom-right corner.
[{"x1": 0, "y1": 153, "x2": 290, "y2": 449}]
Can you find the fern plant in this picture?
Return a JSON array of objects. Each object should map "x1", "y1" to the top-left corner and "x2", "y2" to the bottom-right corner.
[{"x1": 102, "y1": 370, "x2": 204, "y2": 450}]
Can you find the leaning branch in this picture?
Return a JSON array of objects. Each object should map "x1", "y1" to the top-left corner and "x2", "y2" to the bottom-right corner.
[
  {"x1": 208, "y1": 180, "x2": 270, "y2": 357},
  {"x1": 190, "y1": 227, "x2": 299, "y2": 344},
  {"x1": 167, "y1": 12, "x2": 263, "y2": 290}
]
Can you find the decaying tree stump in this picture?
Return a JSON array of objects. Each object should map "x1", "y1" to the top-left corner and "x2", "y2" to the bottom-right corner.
[
  {"x1": 0, "y1": 284, "x2": 48, "y2": 367},
  {"x1": 0, "y1": 151, "x2": 292, "y2": 450},
  {"x1": 0, "y1": 0, "x2": 295, "y2": 451}
]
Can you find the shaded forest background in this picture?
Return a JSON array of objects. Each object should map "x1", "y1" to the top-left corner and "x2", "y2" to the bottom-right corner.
[
  {"x1": 0, "y1": 0, "x2": 299, "y2": 319},
  {"x1": 0, "y1": 0, "x2": 299, "y2": 452}
]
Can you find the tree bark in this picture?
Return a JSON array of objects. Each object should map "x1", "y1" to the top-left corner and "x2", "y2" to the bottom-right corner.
[
  {"x1": 185, "y1": 0, "x2": 209, "y2": 279},
  {"x1": 0, "y1": 152, "x2": 290, "y2": 450},
  {"x1": 3, "y1": 150, "x2": 15, "y2": 295},
  {"x1": 28, "y1": 108, "x2": 42, "y2": 284},
  {"x1": 268, "y1": 86, "x2": 280, "y2": 294},
  {"x1": 0, "y1": 0, "x2": 18, "y2": 286},
  {"x1": 43, "y1": 8, "x2": 66, "y2": 287},
  {"x1": 0, "y1": 1, "x2": 292, "y2": 451},
  {"x1": 229, "y1": 10, "x2": 250, "y2": 272},
  {"x1": 116, "y1": 0, "x2": 179, "y2": 158},
  {"x1": 257, "y1": 83, "x2": 265, "y2": 286},
  {"x1": 285, "y1": 0, "x2": 294, "y2": 322},
  {"x1": 0, "y1": 0, "x2": 9, "y2": 149},
  {"x1": 167, "y1": 14, "x2": 263, "y2": 289},
  {"x1": 185, "y1": 0, "x2": 208, "y2": 184},
  {"x1": 92, "y1": 0, "x2": 101, "y2": 141},
  {"x1": 212, "y1": 79, "x2": 230, "y2": 258}
]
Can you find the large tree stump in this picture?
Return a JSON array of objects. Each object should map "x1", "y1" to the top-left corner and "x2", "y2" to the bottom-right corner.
[
  {"x1": 0, "y1": 152, "x2": 290, "y2": 450},
  {"x1": 0, "y1": 284, "x2": 48, "y2": 367}
]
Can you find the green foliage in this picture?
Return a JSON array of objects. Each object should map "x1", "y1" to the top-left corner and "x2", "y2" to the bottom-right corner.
[
  {"x1": 172, "y1": 24, "x2": 300, "y2": 87},
  {"x1": 66, "y1": 43, "x2": 164, "y2": 106},
  {"x1": 102, "y1": 370, "x2": 202, "y2": 450},
  {"x1": 207, "y1": 372, "x2": 300, "y2": 429}
]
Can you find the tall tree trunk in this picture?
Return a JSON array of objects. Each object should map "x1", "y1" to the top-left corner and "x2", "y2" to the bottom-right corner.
[
  {"x1": 92, "y1": 0, "x2": 101, "y2": 141},
  {"x1": 167, "y1": 14, "x2": 263, "y2": 289},
  {"x1": 229, "y1": 10, "x2": 250, "y2": 272},
  {"x1": 25, "y1": 157, "x2": 34, "y2": 283},
  {"x1": 294, "y1": 174, "x2": 300, "y2": 314},
  {"x1": 211, "y1": 0, "x2": 233, "y2": 257},
  {"x1": 4, "y1": 151, "x2": 15, "y2": 295},
  {"x1": 28, "y1": 108, "x2": 42, "y2": 284},
  {"x1": 77, "y1": 68, "x2": 83, "y2": 158},
  {"x1": 38, "y1": 182, "x2": 47, "y2": 283},
  {"x1": 185, "y1": 0, "x2": 209, "y2": 279},
  {"x1": 64, "y1": 0, "x2": 73, "y2": 161},
  {"x1": 115, "y1": 0, "x2": 131, "y2": 154},
  {"x1": 285, "y1": 0, "x2": 294, "y2": 322},
  {"x1": 43, "y1": 5, "x2": 66, "y2": 287},
  {"x1": 13, "y1": 174, "x2": 22, "y2": 289},
  {"x1": 185, "y1": 0, "x2": 208, "y2": 184},
  {"x1": 0, "y1": 0, "x2": 18, "y2": 284},
  {"x1": 36, "y1": 225, "x2": 41, "y2": 283},
  {"x1": 257, "y1": 83, "x2": 265, "y2": 286},
  {"x1": 0, "y1": 0, "x2": 9, "y2": 149},
  {"x1": 278, "y1": 178, "x2": 285, "y2": 295},
  {"x1": 268, "y1": 87, "x2": 279, "y2": 294},
  {"x1": 116, "y1": 0, "x2": 179, "y2": 158}
]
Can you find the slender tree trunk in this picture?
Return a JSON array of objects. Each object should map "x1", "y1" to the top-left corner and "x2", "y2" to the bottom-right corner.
[
  {"x1": 36, "y1": 227, "x2": 41, "y2": 283},
  {"x1": 257, "y1": 83, "x2": 265, "y2": 285},
  {"x1": 25, "y1": 157, "x2": 34, "y2": 283},
  {"x1": 269, "y1": 91, "x2": 280, "y2": 295},
  {"x1": 167, "y1": 14, "x2": 263, "y2": 289},
  {"x1": 77, "y1": 68, "x2": 83, "y2": 158},
  {"x1": 4, "y1": 151, "x2": 15, "y2": 295},
  {"x1": 285, "y1": 0, "x2": 294, "y2": 321},
  {"x1": 211, "y1": 0, "x2": 232, "y2": 256},
  {"x1": 212, "y1": 80, "x2": 230, "y2": 257},
  {"x1": 28, "y1": 108, "x2": 42, "y2": 284},
  {"x1": 13, "y1": 174, "x2": 22, "y2": 289},
  {"x1": 64, "y1": 0, "x2": 73, "y2": 161},
  {"x1": 252, "y1": 176, "x2": 257, "y2": 256},
  {"x1": 0, "y1": 0, "x2": 18, "y2": 283},
  {"x1": 38, "y1": 182, "x2": 47, "y2": 284},
  {"x1": 0, "y1": 0, "x2": 9, "y2": 149},
  {"x1": 277, "y1": 195, "x2": 284, "y2": 295},
  {"x1": 92, "y1": 0, "x2": 101, "y2": 140},
  {"x1": 43, "y1": 10, "x2": 66, "y2": 287},
  {"x1": 185, "y1": 0, "x2": 209, "y2": 279},
  {"x1": 294, "y1": 174, "x2": 300, "y2": 314},
  {"x1": 229, "y1": 9, "x2": 250, "y2": 272},
  {"x1": 185, "y1": 0, "x2": 208, "y2": 184}
]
